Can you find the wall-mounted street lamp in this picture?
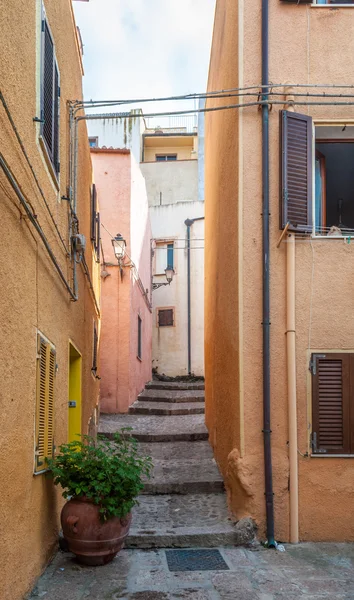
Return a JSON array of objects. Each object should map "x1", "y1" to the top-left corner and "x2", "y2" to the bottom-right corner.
[
  {"x1": 152, "y1": 267, "x2": 175, "y2": 291},
  {"x1": 112, "y1": 233, "x2": 126, "y2": 262}
]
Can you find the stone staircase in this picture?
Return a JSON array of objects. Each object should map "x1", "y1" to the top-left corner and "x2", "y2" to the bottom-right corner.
[{"x1": 98, "y1": 380, "x2": 255, "y2": 549}]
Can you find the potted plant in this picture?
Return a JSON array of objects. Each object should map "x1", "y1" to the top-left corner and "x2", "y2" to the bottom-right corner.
[{"x1": 47, "y1": 430, "x2": 152, "y2": 566}]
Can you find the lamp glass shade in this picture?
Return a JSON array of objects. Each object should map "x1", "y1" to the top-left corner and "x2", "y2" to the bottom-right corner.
[
  {"x1": 165, "y1": 267, "x2": 174, "y2": 283},
  {"x1": 112, "y1": 234, "x2": 126, "y2": 259}
]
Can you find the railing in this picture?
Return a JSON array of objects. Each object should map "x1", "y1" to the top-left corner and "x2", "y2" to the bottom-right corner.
[{"x1": 145, "y1": 114, "x2": 197, "y2": 134}]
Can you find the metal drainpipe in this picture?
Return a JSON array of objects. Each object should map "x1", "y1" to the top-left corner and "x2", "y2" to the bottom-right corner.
[
  {"x1": 184, "y1": 216, "x2": 204, "y2": 376},
  {"x1": 262, "y1": 0, "x2": 275, "y2": 547}
]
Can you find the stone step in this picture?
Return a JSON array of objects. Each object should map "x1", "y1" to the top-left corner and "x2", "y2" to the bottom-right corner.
[
  {"x1": 125, "y1": 494, "x2": 255, "y2": 549},
  {"x1": 146, "y1": 380, "x2": 205, "y2": 391},
  {"x1": 138, "y1": 389, "x2": 205, "y2": 403},
  {"x1": 142, "y1": 457, "x2": 224, "y2": 494},
  {"x1": 138, "y1": 440, "x2": 214, "y2": 460},
  {"x1": 99, "y1": 414, "x2": 208, "y2": 442},
  {"x1": 129, "y1": 400, "x2": 205, "y2": 416}
]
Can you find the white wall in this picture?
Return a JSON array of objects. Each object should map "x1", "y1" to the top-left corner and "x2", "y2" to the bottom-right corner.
[
  {"x1": 141, "y1": 160, "x2": 198, "y2": 207},
  {"x1": 150, "y1": 201, "x2": 204, "y2": 376},
  {"x1": 88, "y1": 111, "x2": 144, "y2": 165}
]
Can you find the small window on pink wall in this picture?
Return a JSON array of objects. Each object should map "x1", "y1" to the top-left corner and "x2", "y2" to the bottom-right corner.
[{"x1": 157, "y1": 308, "x2": 174, "y2": 327}]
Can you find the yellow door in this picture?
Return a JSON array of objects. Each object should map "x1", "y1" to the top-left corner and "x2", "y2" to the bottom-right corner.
[{"x1": 68, "y1": 343, "x2": 82, "y2": 443}]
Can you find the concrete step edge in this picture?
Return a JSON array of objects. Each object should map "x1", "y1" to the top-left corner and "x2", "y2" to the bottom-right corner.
[
  {"x1": 126, "y1": 518, "x2": 256, "y2": 549},
  {"x1": 100, "y1": 432, "x2": 209, "y2": 443}
]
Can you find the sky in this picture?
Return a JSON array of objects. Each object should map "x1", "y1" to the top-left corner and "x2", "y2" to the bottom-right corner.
[{"x1": 73, "y1": 0, "x2": 216, "y2": 125}]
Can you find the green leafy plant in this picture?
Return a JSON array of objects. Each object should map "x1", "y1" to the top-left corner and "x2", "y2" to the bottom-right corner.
[{"x1": 47, "y1": 430, "x2": 153, "y2": 521}]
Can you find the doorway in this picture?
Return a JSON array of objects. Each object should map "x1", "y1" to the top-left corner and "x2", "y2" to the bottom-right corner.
[{"x1": 68, "y1": 343, "x2": 82, "y2": 443}]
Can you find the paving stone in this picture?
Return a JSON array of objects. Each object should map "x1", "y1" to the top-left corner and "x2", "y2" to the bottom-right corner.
[
  {"x1": 142, "y1": 458, "x2": 224, "y2": 494},
  {"x1": 146, "y1": 381, "x2": 205, "y2": 391},
  {"x1": 130, "y1": 401, "x2": 205, "y2": 415},
  {"x1": 99, "y1": 414, "x2": 208, "y2": 442},
  {"x1": 29, "y1": 544, "x2": 354, "y2": 600},
  {"x1": 138, "y1": 389, "x2": 205, "y2": 403}
]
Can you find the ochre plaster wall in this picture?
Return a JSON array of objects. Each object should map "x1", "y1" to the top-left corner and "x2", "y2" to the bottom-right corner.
[
  {"x1": 206, "y1": 0, "x2": 354, "y2": 542},
  {"x1": 0, "y1": 2, "x2": 100, "y2": 599},
  {"x1": 92, "y1": 151, "x2": 152, "y2": 413},
  {"x1": 144, "y1": 146, "x2": 196, "y2": 162}
]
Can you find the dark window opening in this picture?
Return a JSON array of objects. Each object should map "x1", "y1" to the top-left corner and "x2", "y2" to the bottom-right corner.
[
  {"x1": 92, "y1": 322, "x2": 98, "y2": 373},
  {"x1": 156, "y1": 154, "x2": 177, "y2": 162},
  {"x1": 41, "y1": 17, "x2": 60, "y2": 176},
  {"x1": 137, "y1": 316, "x2": 142, "y2": 359},
  {"x1": 315, "y1": 127, "x2": 354, "y2": 234},
  {"x1": 89, "y1": 136, "x2": 98, "y2": 148},
  {"x1": 167, "y1": 243, "x2": 174, "y2": 269},
  {"x1": 90, "y1": 184, "x2": 100, "y2": 261},
  {"x1": 158, "y1": 308, "x2": 174, "y2": 327}
]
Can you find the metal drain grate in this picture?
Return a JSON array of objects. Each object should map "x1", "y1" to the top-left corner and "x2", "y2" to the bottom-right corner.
[{"x1": 165, "y1": 549, "x2": 229, "y2": 572}]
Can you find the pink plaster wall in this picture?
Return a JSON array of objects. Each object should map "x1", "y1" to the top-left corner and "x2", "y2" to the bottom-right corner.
[{"x1": 91, "y1": 150, "x2": 152, "y2": 413}]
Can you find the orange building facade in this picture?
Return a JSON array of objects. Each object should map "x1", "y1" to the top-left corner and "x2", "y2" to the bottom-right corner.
[
  {"x1": 205, "y1": 0, "x2": 354, "y2": 543},
  {"x1": 0, "y1": 1, "x2": 100, "y2": 598}
]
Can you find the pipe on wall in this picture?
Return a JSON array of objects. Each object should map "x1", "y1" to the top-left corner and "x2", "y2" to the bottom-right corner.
[
  {"x1": 261, "y1": 0, "x2": 276, "y2": 547},
  {"x1": 286, "y1": 233, "x2": 299, "y2": 543},
  {"x1": 184, "y1": 216, "x2": 204, "y2": 376}
]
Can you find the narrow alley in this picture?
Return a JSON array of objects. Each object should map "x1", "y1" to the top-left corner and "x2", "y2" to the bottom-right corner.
[
  {"x1": 99, "y1": 380, "x2": 254, "y2": 548},
  {"x1": 29, "y1": 378, "x2": 354, "y2": 598}
]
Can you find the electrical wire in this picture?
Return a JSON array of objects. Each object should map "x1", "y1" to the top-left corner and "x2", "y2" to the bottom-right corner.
[{"x1": 73, "y1": 82, "x2": 354, "y2": 110}]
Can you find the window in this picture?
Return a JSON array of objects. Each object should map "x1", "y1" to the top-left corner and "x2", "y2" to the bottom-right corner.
[
  {"x1": 280, "y1": 111, "x2": 354, "y2": 235},
  {"x1": 35, "y1": 334, "x2": 56, "y2": 473},
  {"x1": 281, "y1": 0, "x2": 354, "y2": 4},
  {"x1": 91, "y1": 184, "x2": 100, "y2": 260},
  {"x1": 137, "y1": 316, "x2": 142, "y2": 359},
  {"x1": 89, "y1": 136, "x2": 98, "y2": 148},
  {"x1": 41, "y1": 11, "x2": 60, "y2": 176},
  {"x1": 158, "y1": 308, "x2": 174, "y2": 327},
  {"x1": 156, "y1": 154, "x2": 177, "y2": 162},
  {"x1": 311, "y1": 353, "x2": 354, "y2": 455},
  {"x1": 154, "y1": 241, "x2": 174, "y2": 274},
  {"x1": 316, "y1": 1, "x2": 354, "y2": 4},
  {"x1": 92, "y1": 322, "x2": 98, "y2": 374}
]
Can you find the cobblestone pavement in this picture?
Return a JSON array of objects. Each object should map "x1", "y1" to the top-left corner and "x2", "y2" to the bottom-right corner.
[{"x1": 29, "y1": 543, "x2": 354, "y2": 600}]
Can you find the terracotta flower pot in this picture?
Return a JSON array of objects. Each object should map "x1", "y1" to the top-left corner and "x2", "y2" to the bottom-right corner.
[{"x1": 61, "y1": 497, "x2": 132, "y2": 566}]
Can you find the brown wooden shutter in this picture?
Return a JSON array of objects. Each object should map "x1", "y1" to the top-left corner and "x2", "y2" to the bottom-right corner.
[
  {"x1": 311, "y1": 354, "x2": 351, "y2": 454},
  {"x1": 280, "y1": 110, "x2": 313, "y2": 232},
  {"x1": 42, "y1": 20, "x2": 54, "y2": 159},
  {"x1": 53, "y1": 63, "x2": 60, "y2": 175},
  {"x1": 158, "y1": 309, "x2": 174, "y2": 327}
]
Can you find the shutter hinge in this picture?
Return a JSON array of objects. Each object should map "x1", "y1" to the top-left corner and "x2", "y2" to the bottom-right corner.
[
  {"x1": 311, "y1": 432, "x2": 327, "y2": 454},
  {"x1": 58, "y1": 86, "x2": 61, "y2": 98},
  {"x1": 309, "y1": 354, "x2": 326, "y2": 375},
  {"x1": 41, "y1": 19, "x2": 45, "y2": 33}
]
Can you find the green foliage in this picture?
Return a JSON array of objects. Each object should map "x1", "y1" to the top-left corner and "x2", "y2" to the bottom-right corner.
[{"x1": 47, "y1": 430, "x2": 152, "y2": 521}]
